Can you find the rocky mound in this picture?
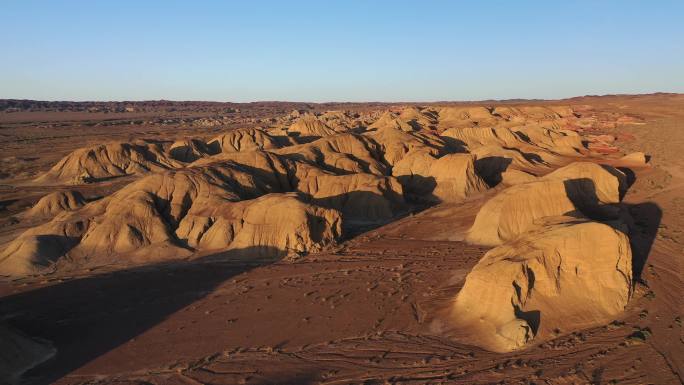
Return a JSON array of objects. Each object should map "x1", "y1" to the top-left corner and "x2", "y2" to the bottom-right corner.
[
  {"x1": 207, "y1": 127, "x2": 281, "y2": 154},
  {"x1": 0, "y1": 160, "x2": 344, "y2": 274},
  {"x1": 428, "y1": 154, "x2": 489, "y2": 202},
  {"x1": 35, "y1": 141, "x2": 177, "y2": 184},
  {"x1": 490, "y1": 106, "x2": 577, "y2": 128},
  {"x1": 441, "y1": 125, "x2": 585, "y2": 158},
  {"x1": 541, "y1": 161, "x2": 627, "y2": 203},
  {"x1": 287, "y1": 114, "x2": 338, "y2": 139},
  {"x1": 33, "y1": 128, "x2": 289, "y2": 185},
  {"x1": 298, "y1": 173, "x2": 405, "y2": 223},
  {"x1": 441, "y1": 126, "x2": 521, "y2": 149},
  {"x1": 368, "y1": 111, "x2": 415, "y2": 132},
  {"x1": 168, "y1": 138, "x2": 213, "y2": 162},
  {"x1": 469, "y1": 145, "x2": 548, "y2": 186},
  {"x1": 2, "y1": 136, "x2": 411, "y2": 275},
  {"x1": 619, "y1": 151, "x2": 648, "y2": 165},
  {"x1": 181, "y1": 193, "x2": 342, "y2": 258},
  {"x1": 366, "y1": 125, "x2": 446, "y2": 166},
  {"x1": 277, "y1": 133, "x2": 388, "y2": 175},
  {"x1": 451, "y1": 218, "x2": 632, "y2": 352},
  {"x1": 496, "y1": 169, "x2": 538, "y2": 186},
  {"x1": 437, "y1": 105, "x2": 580, "y2": 134},
  {"x1": 25, "y1": 190, "x2": 86, "y2": 218},
  {"x1": 437, "y1": 106, "x2": 497, "y2": 129},
  {"x1": 466, "y1": 162, "x2": 625, "y2": 246},
  {"x1": 7, "y1": 106, "x2": 629, "y2": 277},
  {"x1": 398, "y1": 106, "x2": 438, "y2": 131},
  {"x1": 393, "y1": 152, "x2": 487, "y2": 202},
  {"x1": 317, "y1": 110, "x2": 359, "y2": 132},
  {"x1": 512, "y1": 126, "x2": 585, "y2": 156}
]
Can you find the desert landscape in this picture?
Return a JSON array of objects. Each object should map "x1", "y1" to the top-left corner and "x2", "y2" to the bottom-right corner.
[{"x1": 0, "y1": 93, "x2": 682, "y2": 384}]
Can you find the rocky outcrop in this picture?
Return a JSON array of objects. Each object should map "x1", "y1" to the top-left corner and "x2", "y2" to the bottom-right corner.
[
  {"x1": 398, "y1": 107, "x2": 438, "y2": 131},
  {"x1": 277, "y1": 133, "x2": 388, "y2": 175},
  {"x1": 168, "y1": 139, "x2": 213, "y2": 162},
  {"x1": 298, "y1": 173, "x2": 405, "y2": 223},
  {"x1": 25, "y1": 190, "x2": 86, "y2": 218},
  {"x1": 369, "y1": 111, "x2": 415, "y2": 132},
  {"x1": 451, "y1": 218, "x2": 632, "y2": 352},
  {"x1": 619, "y1": 151, "x2": 648, "y2": 165},
  {"x1": 207, "y1": 128, "x2": 281, "y2": 154},
  {"x1": 287, "y1": 114, "x2": 338, "y2": 138},
  {"x1": 9, "y1": 106, "x2": 633, "y2": 279},
  {"x1": 35, "y1": 142, "x2": 177, "y2": 184},
  {"x1": 393, "y1": 152, "x2": 487, "y2": 203},
  {"x1": 365, "y1": 125, "x2": 446, "y2": 166},
  {"x1": 540, "y1": 162, "x2": 627, "y2": 203},
  {"x1": 466, "y1": 162, "x2": 625, "y2": 246}
]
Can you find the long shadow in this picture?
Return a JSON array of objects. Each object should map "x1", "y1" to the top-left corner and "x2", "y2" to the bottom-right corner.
[
  {"x1": 25, "y1": 235, "x2": 82, "y2": 268},
  {"x1": 0, "y1": 246, "x2": 282, "y2": 385},
  {"x1": 395, "y1": 174, "x2": 438, "y2": 202},
  {"x1": 474, "y1": 156, "x2": 513, "y2": 187},
  {"x1": 627, "y1": 201, "x2": 661, "y2": 281},
  {"x1": 437, "y1": 136, "x2": 468, "y2": 154},
  {"x1": 562, "y1": 176, "x2": 662, "y2": 283}
]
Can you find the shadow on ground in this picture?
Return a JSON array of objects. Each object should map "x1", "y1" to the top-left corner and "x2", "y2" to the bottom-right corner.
[
  {"x1": 562, "y1": 175, "x2": 662, "y2": 282},
  {"x1": 0, "y1": 247, "x2": 282, "y2": 385}
]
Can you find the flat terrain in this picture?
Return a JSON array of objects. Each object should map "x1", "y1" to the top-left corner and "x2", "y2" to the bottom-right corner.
[{"x1": 0, "y1": 95, "x2": 682, "y2": 384}]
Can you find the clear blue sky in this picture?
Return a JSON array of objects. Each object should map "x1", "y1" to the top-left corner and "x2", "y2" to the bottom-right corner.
[{"x1": 1, "y1": 0, "x2": 683, "y2": 102}]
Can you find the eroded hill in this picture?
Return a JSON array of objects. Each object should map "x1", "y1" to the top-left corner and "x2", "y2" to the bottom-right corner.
[{"x1": 0, "y1": 95, "x2": 681, "y2": 384}]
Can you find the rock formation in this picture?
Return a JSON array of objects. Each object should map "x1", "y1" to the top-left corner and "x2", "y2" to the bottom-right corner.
[
  {"x1": 619, "y1": 151, "x2": 648, "y2": 165},
  {"x1": 398, "y1": 106, "x2": 438, "y2": 131},
  {"x1": 466, "y1": 162, "x2": 625, "y2": 246},
  {"x1": 287, "y1": 114, "x2": 338, "y2": 139},
  {"x1": 168, "y1": 138, "x2": 212, "y2": 162},
  {"x1": 25, "y1": 190, "x2": 86, "y2": 218},
  {"x1": 393, "y1": 152, "x2": 487, "y2": 202},
  {"x1": 35, "y1": 141, "x2": 177, "y2": 184},
  {"x1": 368, "y1": 111, "x2": 415, "y2": 132},
  {"x1": 365, "y1": 125, "x2": 445, "y2": 166},
  {"x1": 451, "y1": 218, "x2": 632, "y2": 352},
  {"x1": 276, "y1": 133, "x2": 388, "y2": 175},
  {"x1": 7, "y1": 106, "x2": 639, "y2": 287},
  {"x1": 207, "y1": 127, "x2": 281, "y2": 154}
]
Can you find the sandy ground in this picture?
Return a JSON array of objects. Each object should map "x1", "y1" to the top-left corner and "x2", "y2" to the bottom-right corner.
[{"x1": 0, "y1": 95, "x2": 682, "y2": 384}]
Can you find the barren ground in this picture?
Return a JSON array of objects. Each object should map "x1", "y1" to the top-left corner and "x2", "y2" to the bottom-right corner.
[{"x1": 0, "y1": 95, "x2": 682, "y2": 384}]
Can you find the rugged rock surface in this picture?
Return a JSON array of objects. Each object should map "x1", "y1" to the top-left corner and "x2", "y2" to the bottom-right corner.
[
  {"x1": 540, "y1": 161, "x2": 627, "y2": 203},
  {"x1": 35, "y1": 141, "x2": 177, "y2": 184},
  {"x1": 393, "y1": 152, "x2": 487, "y2": 202},
  {"x1": 168, "y1": 138, "x2": 213, "y2": 162},
  {"x1": 206, "y1": 127, "x2": 281, "y2": 154},
  {"x1": 0, "y1": 97, "x2": 676, "y2": 385},
  {"x1": 451, "y1": 218, "x2": 632, "y2": 352},
  {"x1": 467, "y1": 162, "x2": 625, "y2": 245},
  {"x1": 25, "y1": 190, "x2": 86, "y2": 218},
  {"x1": 287, "y1": 114, "x2": 338, "y2": 138},
  {"x1": 619, "y1": 151, "x2": 648, "y2": 165}
]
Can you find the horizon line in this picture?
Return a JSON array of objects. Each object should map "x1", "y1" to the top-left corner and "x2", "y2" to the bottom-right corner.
[{"x1": 1, "y1": 92, "x2": 681, "y2": 106}]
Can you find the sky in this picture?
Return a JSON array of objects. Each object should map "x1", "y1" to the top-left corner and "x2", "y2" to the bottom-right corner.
[{"x1": 1, "y1": 0, "x2": 683, "y2": 102}]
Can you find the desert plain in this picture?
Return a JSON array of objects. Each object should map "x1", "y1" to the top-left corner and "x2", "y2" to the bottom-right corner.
[{"x1": 0, "y1": 93, "x2": 682, "y2": 384}]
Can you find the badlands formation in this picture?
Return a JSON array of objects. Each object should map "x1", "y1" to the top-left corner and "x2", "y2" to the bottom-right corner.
[{"x1": 0, "y1": 95, "x2": 682, "y2": 384}]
